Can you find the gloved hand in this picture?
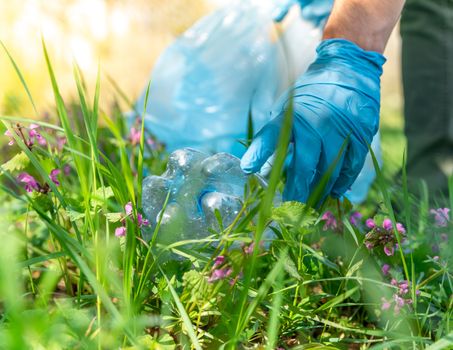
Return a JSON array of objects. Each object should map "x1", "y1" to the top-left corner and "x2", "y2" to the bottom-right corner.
[{"x1": 240, "y1": 39, "x2": 386, "y2": 203}]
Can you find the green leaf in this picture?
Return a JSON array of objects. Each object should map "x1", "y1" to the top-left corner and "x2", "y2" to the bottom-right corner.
[
  {"x1": 91, "y1": 186, "x2": 114, "y2": 207},
  {"x1": 66, "y1": 209, "x2": 86, "y2": 222},
  {"x1": 159, "y1": 267, "x2": 202, "y2": 350},
  {"x1": 123, "y1": 334, "x2": 176, "y2": 350},
  {"x1": 1, "y1": 151, "x2": 30, "y2": 173},
  {"x1": 315, "y1": 286, "x2": 359, "y2": 312},
  {"x1": 292, "y1": 344, "x2": 340, "y2": 350},
  {"x1": 272, "y1": 201, "x2": 317, "y2": 229},
  {"x1": 105, "y1": 212, "x2": 123, "y2": 223},
  {"x1": 181, "y1": 270, "x2": 214, "y2": 304},
  {"x1": 32, "y1": 192, "x2": 54, "y2": 212},
  {"x1": 19, "y1": 252, "x2": 66, "y2": 268},
  {"x1": 425, "y1": 331, "x2": 453, "y2": 350},
  {"x1": 283, "y1": 256, "x2": 302, "y2": 281}
]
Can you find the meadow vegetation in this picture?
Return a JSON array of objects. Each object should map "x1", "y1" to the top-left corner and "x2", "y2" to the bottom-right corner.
[{"x1": 0, "y1": 41, "x2": 451, "y2": 350}]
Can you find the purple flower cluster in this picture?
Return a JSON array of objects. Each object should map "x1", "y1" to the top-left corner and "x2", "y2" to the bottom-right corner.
[
  {"x1": 128, "y1": 118, "x2": 160, "y2": 150},
  {"x1": 208, "y1": 255, "x2": 233, "y2": 283},
  {"x1": 129, "y1": 127, "x2": 141, "y2": 146},
  {"x1": 321, "y1": 211, "x2": 338, "y2": 231},
  {"x1": 430, "y1": 208, "x2": 450, "y2": 227},
  {"x1": 5, "y1": 124, "x2": 47, "y2": 148},
  {"x1": 28, "y1": 124, "x2": 47, "y2": 146},
  {"x1": 17, "y1": 168, "x2": 63, "y2": 193},
  {"x1": 115, "y1": 202, "x2": 150, "y2": 237},
  {"x1": 320, "y1": 211, "x2": 363, "y2": 231},
  {"x1": 364, "y1": 218, "x2": 406, "y2": 256},
  {"x1": 243, "y1": 242, "x2": 255, "y2": 255},
  {"x1": 5, "y1": 123, "x2": 69, "y2": 153},
  {"x1": 381, "y1": 279, "x2": 420, "y2": 314},
  {"x1": 349, "y1": 211, "x2": 362, "y2": 226}
]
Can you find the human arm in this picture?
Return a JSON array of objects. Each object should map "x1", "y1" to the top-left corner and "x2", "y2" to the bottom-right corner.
[{"x1": 323, "y1": 0, "x2": 405, "y2": 53}]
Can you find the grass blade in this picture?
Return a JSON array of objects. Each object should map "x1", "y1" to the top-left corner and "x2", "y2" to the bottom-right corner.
[{"x1": 159, "y1": 267, "x2": 202, "y2": 350}]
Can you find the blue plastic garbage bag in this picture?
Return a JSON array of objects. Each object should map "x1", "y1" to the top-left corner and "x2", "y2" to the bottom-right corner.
[
  {"x1": 135, "y1": 0, "x2": 382, "y2": 204},
  {"x1": 135, "y1": 0, "x2": 321, "y2": 156}
]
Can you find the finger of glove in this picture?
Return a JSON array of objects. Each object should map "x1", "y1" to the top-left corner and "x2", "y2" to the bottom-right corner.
[
  {"x1": 283, "y1": 126, "x2": 321, "y2": 203},
  {"x1": 330, "y1": 143, "x2": 368, "y2": 198},
  {"x1": 259, "y1": 143, "x2": 294, "y2": 177},
  {"x1": 241, "y1": 116, "x2": 282, "y2": 174},
  {"x1": 309, "y1": 142, "x2": 347, "y2": 204}
]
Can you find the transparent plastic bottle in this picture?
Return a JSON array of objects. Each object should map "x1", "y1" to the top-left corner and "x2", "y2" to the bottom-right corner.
[{"x1": 141, "y1": 148, "x2": 269, "y2": 247}]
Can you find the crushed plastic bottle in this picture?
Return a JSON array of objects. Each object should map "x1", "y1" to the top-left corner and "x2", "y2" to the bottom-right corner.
[{"x1": 141, "y1": 148, "x2": 268, "y2": 247}]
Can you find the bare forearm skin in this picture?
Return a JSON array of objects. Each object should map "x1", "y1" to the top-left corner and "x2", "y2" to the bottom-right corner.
[{"x1": 323, "y1": 0, "x2": 406, "y2": 53}]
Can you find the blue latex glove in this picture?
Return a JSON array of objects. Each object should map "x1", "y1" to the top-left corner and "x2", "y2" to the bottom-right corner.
[
  {"x1": 274, "y1": 0, "x2": 334, "y2": 27},
  {"x1": 298, "y1": 0, "x2": 334, "y2": 26},
  {"x1": 241, "y1": 39, "x2": 386, "y2": 203}
]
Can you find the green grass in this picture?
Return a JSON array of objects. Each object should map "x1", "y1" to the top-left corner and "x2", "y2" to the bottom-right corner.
[{"x1": 0, "y1": 44, "x2": 452, "y2": 350}]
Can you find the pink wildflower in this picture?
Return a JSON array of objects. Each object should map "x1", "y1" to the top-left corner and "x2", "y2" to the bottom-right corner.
[
  {"x1": 381, "y1": 297, "x2": 391, "y2": 311},
  {"x1": 364, "y1": 218, "x2": 405, "y2": 256},
  {"x1": 430, "y1": 208, "x2": 450, "y2": 227},
  {"x1": 147, "y1": 137, "x2": 156, "y2": 147},
  {"x1": 56, "y1": 137, "x2": 67, "y2": 151},
  {"x1": 137, "y1": 213, "x2": 149, "y2": 227},
  {"x1": 64, "y1": 164, "x2": 71, "y2": 176},
  {"x1": 393, "y1": 294, "x2": 405, "y2": 308},
  {"x1": 17, "y1": 173, "x2": 39, "y2": 193},
  {"x1": 382, "y1": 278, "x2": 419, "y2": 315},
  {"x1": 123, "y1": 202, "x2": 149, "y2": 227},
  {"x1": 214, "y1": 255, "x2": 225, "y2": 267},
  {"x1": 4, "y1": 130, "x2": 15, "y2": 146},
  {"x1": 49, "y1": 169, "x2": 61, "y2": 186},
  {"x1": 28, "y1": 124, "x2": 39, "y2": 137},
  {"x1": 28, "y1": 124, "x2": 46, "y2": 146},
  {"x1": 321, "y1": 211, "x2": 337, "y2": 231},
  {"x1": 243, "y1": 242, "x2": 255, "y2": 255},
  {"x1": 382, "y1": 219, "x2": 393, "y2": 231},
  {"x1": 349, "y1": 212, "x2": 362, "y2": 226},
  {"x1": 129, "y1": 127, "x2": 141, "y2": 145},
  {"x1": 383, "y1": 245, "x2": 395, "y2": 256},
  {"x1": 396, "y1": 223, "x2": 406, "y2": 234},
  {"x1": 381, "y1": 264, "x2": 391, "y2": 276},
  {"x1": 208, "y1": 267, "x2": 233, "y2": 283},
  {"x1": 398, "y1": 281, "x2": 409, "y2": 295},
  {"x1": 365, "y1": 218, "x2": 376, "y2": 229},
  {"x1": 365, "y1": 241, "x2": 374, "y2": 250},
  {"x1": 125, "y1": 202, "x2": 133, "y2": 216},
  {"x1": 115, "y1": 226, "x2": 126, "y2": 237}
]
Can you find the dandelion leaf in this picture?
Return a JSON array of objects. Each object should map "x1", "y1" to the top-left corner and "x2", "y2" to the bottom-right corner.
[
  {"x1": 181, "y1": 270, "x2": 213, "y2": 304},
  {"x1": 66, "y1": 209, "x2": 86, "y2": 222},
  {"x1": 90, "y1": 186, "x2": 114, "y2": 207},
  {"x1": 1, "y1": 151, "x2": 30, "y2": 173},
  {"x1": 272, "y1": 201, "x2": 317, "y2": 230},
  {"x1": 105, "y1": 212, "x2": 123, "y2": 223}
]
